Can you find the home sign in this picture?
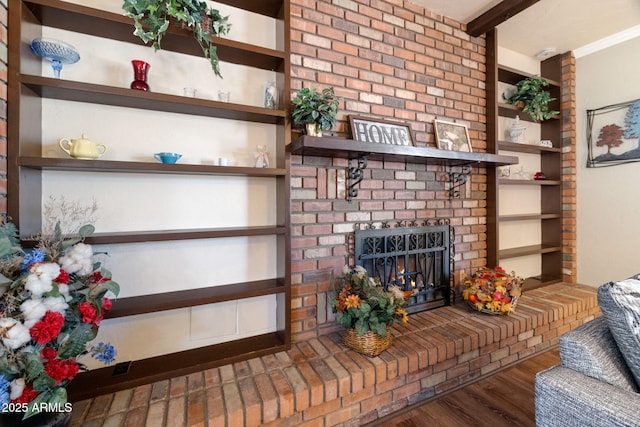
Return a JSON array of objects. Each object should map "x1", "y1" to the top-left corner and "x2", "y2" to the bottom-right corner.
[{"x1": 348, "y1": 115, "x2": 414, "y2": 146}]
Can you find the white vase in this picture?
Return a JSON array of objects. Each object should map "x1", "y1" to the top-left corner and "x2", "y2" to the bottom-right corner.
[{"x1": 509, "y1": 115, "x2": 526, "y2": 143}]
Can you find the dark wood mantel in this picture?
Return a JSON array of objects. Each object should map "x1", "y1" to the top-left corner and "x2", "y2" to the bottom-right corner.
[{"x1": 288, "y1": 135, "x2": 518, "y2": 167}]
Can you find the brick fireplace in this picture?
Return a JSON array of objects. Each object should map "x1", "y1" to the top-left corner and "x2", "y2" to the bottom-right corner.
[{"x1": 290, "y1": 0, "x2": 491, "y2": 342}]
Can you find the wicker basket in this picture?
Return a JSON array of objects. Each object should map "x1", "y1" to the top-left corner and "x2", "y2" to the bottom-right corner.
[
  {"x1": 342, "y1": 329, "x2": 392, "y2": 357},
  {"x1": 169, "y1": 15, "x2": 212, "y2": 31},
  {"x1": 468, "y1": 295, "x2": 519, "y2": 315}
]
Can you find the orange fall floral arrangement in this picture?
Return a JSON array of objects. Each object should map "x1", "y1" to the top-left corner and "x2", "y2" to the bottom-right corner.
[
  {"x1": 331, "y1": 265, "x2": 409, "y2": 337},
  {"x1": 462, "y1": 267, "x2": 523, "y2": 314}
]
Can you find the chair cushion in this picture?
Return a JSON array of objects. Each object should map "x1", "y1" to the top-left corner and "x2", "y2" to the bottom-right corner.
[
  {"x1": 598, "y1": 279, "x2": 640, "y2": 388},
  {"x1": 560, "y1": 316, "x2": 638, "y2": 392}
]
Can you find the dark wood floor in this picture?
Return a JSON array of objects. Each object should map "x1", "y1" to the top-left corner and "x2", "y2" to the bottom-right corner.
[{"x1": 368, "y1": 347, "x2": 560, "y2": 427}]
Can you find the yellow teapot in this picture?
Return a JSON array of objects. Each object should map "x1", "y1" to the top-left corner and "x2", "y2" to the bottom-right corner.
[{"x1": 59, "y1": 134, "x2": 107, "y2": 160}]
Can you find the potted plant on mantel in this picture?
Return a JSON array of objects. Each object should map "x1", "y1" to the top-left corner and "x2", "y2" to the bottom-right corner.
[
  {"x1": 331, "y1": 265, "x2": 409, "y2": 357},
  {"x1": 122, "y1": 0, "x2": 231, "y2": 78},
  {"x1": 503, "y1": 75, "x2": 559, "y2": 122},
  {"x1": 291, "y1": 86, "x2": 342, "y2": 137}
]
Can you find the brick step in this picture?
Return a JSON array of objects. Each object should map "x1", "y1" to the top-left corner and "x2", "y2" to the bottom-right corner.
[{"x1": 69, "y1": 283, "x2": 599, "y2": 427}]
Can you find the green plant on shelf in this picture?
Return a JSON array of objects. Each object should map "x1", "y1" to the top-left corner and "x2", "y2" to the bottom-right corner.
[
  {"x1": 503, "y1": 75, "x2": 559, "y2": 122},
  {"x1": 122, "y1": 0, "x2": 231, "y2": 78},
  {"x1": 291, "y1": 86, "x2": 342, "y2": 135}
]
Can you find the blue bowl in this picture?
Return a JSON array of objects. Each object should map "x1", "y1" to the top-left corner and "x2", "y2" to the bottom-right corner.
[{"x1": 154, "y1": 152, "x2": 182, "y2": 164}]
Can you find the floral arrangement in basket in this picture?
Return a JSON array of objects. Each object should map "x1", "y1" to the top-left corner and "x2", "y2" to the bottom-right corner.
[
  {"x1": 0, "y1": 222, "x2": 119, "y2": 420},
  {"x1": 331, "y1": 265, "x2": 409, "y2": 338},
  {"x1": 462, "y1": 267, "x2": 523, "y2": 315}
]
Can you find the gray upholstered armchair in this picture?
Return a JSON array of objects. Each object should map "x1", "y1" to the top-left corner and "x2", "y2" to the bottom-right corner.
[{"x1": 535, "y1": 280, "x2": 640, "y2": 426}]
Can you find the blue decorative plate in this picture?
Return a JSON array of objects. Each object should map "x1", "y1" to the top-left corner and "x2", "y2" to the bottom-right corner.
[{"x1": 30, "y1": 38, "x2": 80, "y2": 78}]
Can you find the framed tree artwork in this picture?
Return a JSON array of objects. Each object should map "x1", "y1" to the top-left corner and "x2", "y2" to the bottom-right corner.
[
  {"x1": 587, "y1": 98, "x2": 640, "y2": 167},
  {"x1": 433, "y1": 120, "x2": 472, "y2": 152}
]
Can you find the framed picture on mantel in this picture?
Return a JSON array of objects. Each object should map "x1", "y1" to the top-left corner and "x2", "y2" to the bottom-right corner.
[
  {"x1": 348, "y1": 115, "x2": 414, "y2": 146},
  {"x1": 433, "y1": 119, "x2": 472, "y2": 152}
]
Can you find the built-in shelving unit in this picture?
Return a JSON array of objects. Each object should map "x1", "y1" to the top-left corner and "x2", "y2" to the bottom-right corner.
[
  {"x1": 486, "y1": 29, "x2": 564, "y2": 289},
  {"x1": 9, "y1": 0, "x2": 291, "y2": 401}
]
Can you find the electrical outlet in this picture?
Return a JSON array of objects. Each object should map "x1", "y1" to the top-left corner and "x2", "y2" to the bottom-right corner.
[{"x1": 112, "y1": 361, "x2": 131, "y2": 376}]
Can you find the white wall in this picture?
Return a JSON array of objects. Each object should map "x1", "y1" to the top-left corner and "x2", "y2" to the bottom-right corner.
[
  {"x1": 39, "y1": 2, "x2": 280, "y2": 368},
  {"x1": 576, "y1": 36, "x2": 640, "y2": 286}
]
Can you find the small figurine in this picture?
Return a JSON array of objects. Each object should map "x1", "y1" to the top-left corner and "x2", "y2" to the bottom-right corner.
[
  {"x1": 254, "y1": 145, "x2": 269, "y2": 168},
  {"x1": 264, "y1": 81, "x2": 277, "y2": 109}
]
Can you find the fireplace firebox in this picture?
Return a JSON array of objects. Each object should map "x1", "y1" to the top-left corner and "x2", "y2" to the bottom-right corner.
[{"x1": 353, "y1": 220, "x2": 454, "y2": 313}]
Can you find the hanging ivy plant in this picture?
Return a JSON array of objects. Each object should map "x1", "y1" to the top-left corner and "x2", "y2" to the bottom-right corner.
[{"x1": 122, "y1": 0, "x2": 231, "y2": 78}]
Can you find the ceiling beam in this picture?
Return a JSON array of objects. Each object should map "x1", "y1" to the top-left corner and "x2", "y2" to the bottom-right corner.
[{"x1": 466, "y1": 0, "x2": 540, "y2": 37}]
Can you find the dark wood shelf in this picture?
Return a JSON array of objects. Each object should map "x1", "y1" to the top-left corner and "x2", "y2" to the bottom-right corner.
[
  {"x1": 19, "y1": 156, "x2": 287, "y2": 177},
  {"x1": 523, "y1": 275, "x2": 562, "y2": 289},
  {"x1": 215, "y1": 0, "x2": 285, "y2": 19},
  {"x1": 498, "y1": 65, "x2": 561, "y2": 87},
  {"x1": 67, "y1": 331, "x2": 287, "y2": 401},
  {"x1": 20, "y1": 75, "x2": 286, "y2": 125},
  {"x1": 499, "y1": 140, "x2": 562, "y2": 153},
  {"x1": 498, "y1": 103, "x2": 560, "y2": 122},
  {"x1": 500, "y1": 244, "x2": 562, "y2": 259},
  {"x1": 24, "y1": 0, "x2": 286, "y2": 72},
  {"x1": 21, "y1": 226, "x2": 286, "y2": 245},
  {"x1": 105, "y1": 278, "x2": 286, "y2": 319},
  {"x1": 289, "y1": 136, "x2": 518, "y2": 167},
  {"x1": 499, "y1": 178, "x2": 561, "y2": 186},
  {"x1": 499, "y1": 213, "x2": 562, "y2": 222}
]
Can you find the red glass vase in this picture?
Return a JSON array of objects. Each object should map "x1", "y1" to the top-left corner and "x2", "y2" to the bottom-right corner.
[{"x1": 130, "y1": 60, "x2": 150, "y2": 91}]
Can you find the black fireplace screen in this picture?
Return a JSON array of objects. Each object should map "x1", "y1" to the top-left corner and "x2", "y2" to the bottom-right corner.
[{"x1": 353, "y1": 222, "x2": 454, "y2": 313}]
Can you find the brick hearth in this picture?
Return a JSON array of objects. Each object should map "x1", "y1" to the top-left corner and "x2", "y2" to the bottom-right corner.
[{"x1": 69, "y1": 283, "x2": 598, "y2": 426}]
